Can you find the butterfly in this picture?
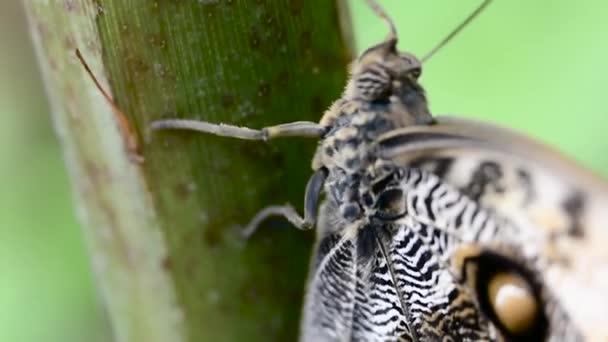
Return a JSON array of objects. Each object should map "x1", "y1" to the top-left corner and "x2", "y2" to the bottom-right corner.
[{"x1": 152, "y1": 0, "x2": 608, "y2": 340}]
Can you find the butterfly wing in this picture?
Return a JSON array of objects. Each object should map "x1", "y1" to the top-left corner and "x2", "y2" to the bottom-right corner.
[
  {"x1": 383, "y1": 168, "x2": 581, "y2": 340},
  {"x1": 300, "y1": 166, "x2": 582, "y2": 341},
  {"x1": 375, "y1": 117, "x2": 608, "y2": 339},
  {"x1": 377, "y1": 116, "x2": 608, "y2": 235},
  {"x1": 300, "y1": 200, "x2": 416, "y2": 341},
  {"x1": 300, "y1": 189, "x2": 491, "y2": 341}
]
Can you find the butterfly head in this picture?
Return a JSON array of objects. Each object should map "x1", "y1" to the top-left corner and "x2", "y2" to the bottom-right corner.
[
  {"x1": 347, "y1": 38, "x2": 422, "y2": 100},
  {"x1": 344, "y1": 38, "x2": 433, "y2": 126},
  {"x1": 345, "y1": 1, "x2": 433, "y2": 125}
]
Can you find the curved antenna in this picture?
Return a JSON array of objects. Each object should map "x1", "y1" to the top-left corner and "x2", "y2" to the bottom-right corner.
[
  {"x1": 366, "y1": 0, "x2": 398, "y2": 41},
  {"x1": 422, "y1": 0, "x2": 492, "y2": 63}
]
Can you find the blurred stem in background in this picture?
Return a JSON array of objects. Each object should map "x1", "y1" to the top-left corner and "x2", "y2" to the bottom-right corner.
[{"x1": 0, "y1": 2, "x2": 107, "y2": 342}]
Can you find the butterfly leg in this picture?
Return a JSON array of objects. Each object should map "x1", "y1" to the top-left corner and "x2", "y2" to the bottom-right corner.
[
  {"x1": 241, "y1": 168, "x2": 327, "y2": 238},
  {"x1": 151, "y1": 119, "x2": 325, "y2": 141}
]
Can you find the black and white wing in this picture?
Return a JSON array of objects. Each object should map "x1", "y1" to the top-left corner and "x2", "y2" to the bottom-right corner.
[
  {"x1": 300, "y1": 166, "x2": 583, "y2": 341},
  {"x1": 300, "y1": 200, "x2": 415, "y2": 341},
  {"x1": 300, "y1": 182, "x2": 493, "y2": 341},
  {"x1": 377, "y1": 116, "x2": 608, "y2": 238},
  {"x1": 376, "y1": 117, "x2": 608, "y2": 339}
]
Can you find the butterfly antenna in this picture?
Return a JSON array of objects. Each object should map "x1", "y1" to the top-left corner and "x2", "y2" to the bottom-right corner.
[
  {"x1": 365, "y1": 0, "x2": 398, "y2": 41},
  {"x1": 422, "y1": 0, "x2": 492, "y2": 63}
]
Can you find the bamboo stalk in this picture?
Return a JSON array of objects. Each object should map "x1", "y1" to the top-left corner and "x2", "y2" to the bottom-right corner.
[{"x1": 23, "y1": 1, "x2": 353, "y2": 341}]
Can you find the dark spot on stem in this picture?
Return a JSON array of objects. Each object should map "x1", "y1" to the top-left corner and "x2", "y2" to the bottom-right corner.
[
  {"x1": 238, "y1": 142, "x2": 284, "y2": 168},
  {"x1": 63, "y1": 0, "x2": 79, "y2": 12},
  {"x1": 221, "y1": 92, "x2": 236, "y2": 109},
  {"x1": 173, "y1": 182, "x2": 196, "y2": 201},
  {"x1": 64, "y1": 35, "x2": 76, "y2": 50},
  {"x1": 162, "y1": 256, "x2": 172, "y2": 271},
  {"x1": 311, "y1": 94, "x2": 325, "y2": 115},
  {"x1": 299, "y1": 31, "x2": 312, "y2": 55},
  {"x1": 257, "y1": 81, "x2": 270, "y2": 98},
  {"x1": 126, "y1": 56, "x2": 150, "y2": 76},
  {"x1": 249, "y1": 30, "x2": 260, "y2": 49},
  {"x1": 275, "y1": 71, "x2": 289, "y2": 88},
  {"x1": 147, "y1": 33, "x2": 167, "y2": 49},
  {"x1": 202, "y1": 225, "x2": 222, "y2": 248},
  {"x1": 289, "y1": 0, "x2": 304, "y2": 15}
]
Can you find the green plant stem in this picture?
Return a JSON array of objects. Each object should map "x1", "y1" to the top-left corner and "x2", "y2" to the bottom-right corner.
[{"x1": 23, "y1": 0, "x2": 353, "y2": 341}]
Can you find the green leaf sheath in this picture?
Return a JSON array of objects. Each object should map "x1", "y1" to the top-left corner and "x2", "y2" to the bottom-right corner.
[{"x1": 23, "y1": 1, "x2": 353, "y2": 341}]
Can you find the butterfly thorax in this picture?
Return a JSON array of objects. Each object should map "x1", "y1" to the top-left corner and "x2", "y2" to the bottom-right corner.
[
  {"x1": 312, "y1": 105, "x2": 426, "y2": 228},
  {"x1": 312, "y1": 100, "x2": 396, "y2": 219},
  {"x1": 312, "y1": 39, "x2": 434, "y2": 228}
]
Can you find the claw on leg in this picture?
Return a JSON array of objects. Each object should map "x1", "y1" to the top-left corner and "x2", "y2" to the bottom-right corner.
[
  {"x1": 241, "y1": 168, "x2": 327, "y2": 238},
  {"x1": 241, "y1": 204, "x2": 313, "y2": 239}
]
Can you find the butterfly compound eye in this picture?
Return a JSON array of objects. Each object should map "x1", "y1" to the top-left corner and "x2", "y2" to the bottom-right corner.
[
  {"x1": 410, "y1": 67, "x2": 421, "y2": 79},
  {"x1": 374, "y1": 188, "x2": 406, "y2": 220},
  {"x1": 487, "y1": 272, "x2": 539, "y2": 335},
  {"x1": 397, "y1": 52, "x2": 422, "y2": 79}
]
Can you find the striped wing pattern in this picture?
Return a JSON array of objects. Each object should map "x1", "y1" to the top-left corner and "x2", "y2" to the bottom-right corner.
[
  {"x1": 301, "y1": 166, "x2": 581, "y2": 341},
  {"x1": 300, "y1": 231, "x2": 413, "y2": 341},
  {"x1": 384, "y1": 222, "x2": 489, "y2": 340},
  {"x1": 378, "y1": 119, "x2": 608, "y2": 339}
]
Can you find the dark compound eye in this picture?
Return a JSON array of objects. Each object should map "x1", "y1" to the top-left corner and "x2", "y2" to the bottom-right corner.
[
  {"x1": 374, "y1": 188, "x2": 406, "y2": 220},
  {"x1": 410, "y1": 67, "x2": 421, "y2": 79}
]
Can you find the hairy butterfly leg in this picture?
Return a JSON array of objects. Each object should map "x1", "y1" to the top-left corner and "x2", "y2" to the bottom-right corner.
[
  {"x1": 151, "y1": 119, "x2": 324, "y2": 141},
  {"x1": 241, "y1": 168, "x2": 327, "y2": 238}
]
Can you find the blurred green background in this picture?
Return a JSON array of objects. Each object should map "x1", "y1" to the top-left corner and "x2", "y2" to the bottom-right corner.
[{"x1": 1, "y1": 1, "x2": 606, "y2": 341}]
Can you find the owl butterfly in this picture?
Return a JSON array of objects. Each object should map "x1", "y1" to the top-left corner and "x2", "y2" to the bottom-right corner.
[{"x1": 152, "y1": 0, "x2": 608, "y2": 340}]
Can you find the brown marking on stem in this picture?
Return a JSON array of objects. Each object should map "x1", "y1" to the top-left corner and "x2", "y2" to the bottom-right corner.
[
  {"x1": 275, "y1": 70, "x2": 289, "y2": 88},
  {"x1": 248, "y1": 30, "x2": 260, "y2": 50},
  {"x1": 126, "y1": 56, "x2": 151, "y2": 76},
  {"x1": 162, "y1": 255, "x2": 173, "y2": 271},
  {"x1": 75, "y1": 49, "x2": 144, "y2": 163},
  {"x1": 147, "y1": 33, "x2": 167, "y2": 50},
  {"x1": 221, "y1": 92, "x2": 236, "y2": 109},
  {"x1": 202, "y1": 226, "x2": 222, "y2": 248},
  {"x1": 63, "y1": 0, "x2": 79, "y2": 12},
  {"x1": 173, "y1": 181, "x2": 197, "y2": 201},
  {"x1": 289, "y1": 0, "x2": 304, "y2": 15},
  {"x1": 311, "y1": 94, "x2": 325, "y2": 115},
  {"x1": 83, "y1": 160, "x2": 134, "y2": 270}
]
